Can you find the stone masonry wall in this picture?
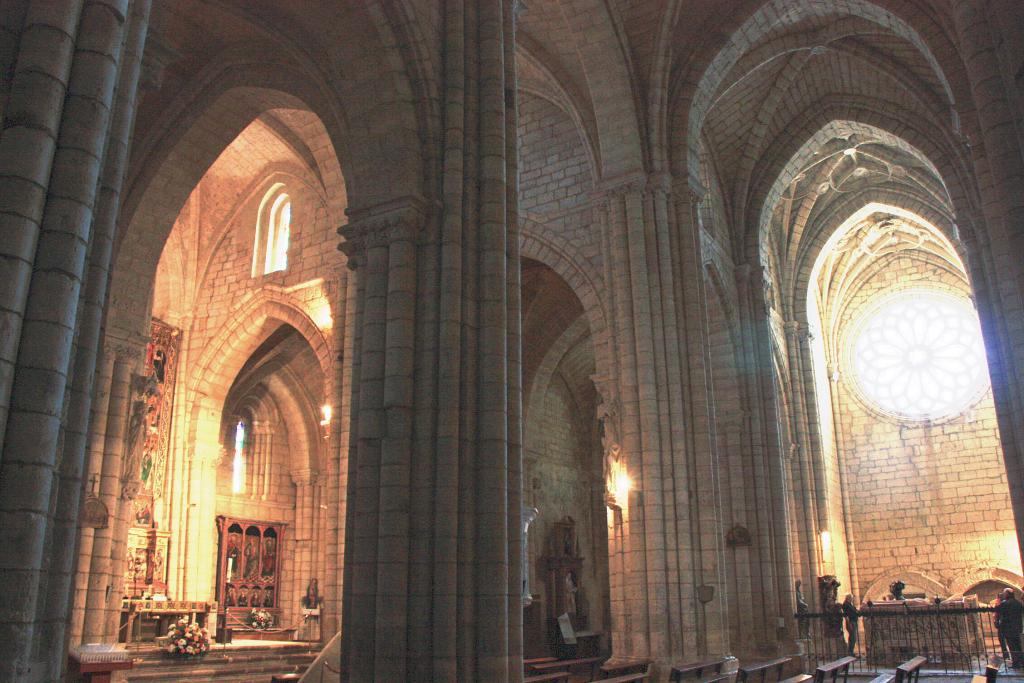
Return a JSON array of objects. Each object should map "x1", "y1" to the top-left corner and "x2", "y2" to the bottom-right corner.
[{"x1": 832, "y1": 254, "x2": 1020, "y2": 599}]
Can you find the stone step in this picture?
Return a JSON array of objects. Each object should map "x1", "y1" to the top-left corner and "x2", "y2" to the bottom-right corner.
[{"x1": 125, "y1": 642, "x2": 321, "y2": 683}]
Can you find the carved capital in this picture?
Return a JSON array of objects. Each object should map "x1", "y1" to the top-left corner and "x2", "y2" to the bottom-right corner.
[
  {"x1": 291, "y1": 468, "x2": 319, "y2": 486},
  {"x1": 337, "y1": 195, "x2": 431, "y2": 269},
  {"x1": 594, "y1": 172, "x2": 700, "y2": 205},
  {"x1": 594, "y1": 172, "x2": 649, "y2": 202},
  {"x1": 120, "y1": 478, "x2": 142, "y2": 501}
]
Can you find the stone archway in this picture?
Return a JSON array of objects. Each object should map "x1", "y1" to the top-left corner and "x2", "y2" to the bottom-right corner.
[{"x1": 862, "y1": 570, "x2": 948, "y2": 601}]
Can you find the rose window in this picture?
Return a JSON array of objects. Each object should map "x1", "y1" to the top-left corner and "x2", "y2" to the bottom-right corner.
[{"x1": 849, "y1": 290, "x2": 989, "y2": 420}]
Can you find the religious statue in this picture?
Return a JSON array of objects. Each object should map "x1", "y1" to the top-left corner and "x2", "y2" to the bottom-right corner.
[
  {"x1": 796, "y1": 579, "x2": 810, "y2": 638},
  {"x1": 299, "y1": 578, "x2": 323, "y2": 641},
  {"x1": 244, "y1": 537, "x2": 259, "y2": 578},
  {"x1": 153, "y1": 547, "x2": 165, "y2": 584},
  {"x1": 226, "y1": 585, "x2": 237, "y2": 607},
  {"x1": 226, "y1": 533, "x2": 241, "y2": 580},
  {"x1": 302, "y1": 578, "x2": 323, "y2": 610},
  {"x1": 563, "y1": 570, "x2": 579, "y2": 618},
  {"x1": 889, "y1": 580, "x2": 906, "y2": 601},
  {"x1": 819, "y1": 575, "x2": 844, "y2": 638},
  {"x1": 237, "y1": 587, "x2": 249, "y2": 607},
  {"x1": 597, "y1": 397, "x2": 623, "y2": 504},
  {"x1": 261, "y1": 537, "x2": 276, "y2": 577},
  {"x1": 123, "y1": 374, "x2": 160, "y2": 498}
]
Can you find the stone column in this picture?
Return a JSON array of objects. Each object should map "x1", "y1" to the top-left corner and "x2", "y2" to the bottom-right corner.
[
  {"x1": 46, "y1": 4, "x2": 151, "y2": 673},
  {"x1": 69, "y1": 350, "x2": 116, "y2": 645},
  {"x1": 338, "y1": 4, "x2": 521, "y2": 680},
  {"x1": 81, "y1": 339, "x2": 141, "y2": 643},
  {"x1": 952, "y1": 1, "x2": 1024, "y2": 561},
  {"x1": 324, "y1": 268, "x2": 352, "y2": 637},
  {"x1": 783, "y1": 321, "x2": 827, "y2": 595},
  {"x1": 597, "y1": 176, "x2": 728, "y2": 668},
  {"x1": 292, "y1": 468, "x2": 316, "y2": 627},
  {"x1": 0, "y1": 2, "x2": 131, "y2": 676},
  {"x1": 183, "y1": 395, "x2": 222, "y2": 602},
  {"x1": 733, "y1": 263, "x2": 797, "y2": 647},
  {"x1": 0, "y1": 0, "x2": 85, "y2": 444}
]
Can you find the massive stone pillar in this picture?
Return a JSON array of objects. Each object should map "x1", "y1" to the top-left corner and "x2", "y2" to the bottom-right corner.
[
  {"x1": 324, "y1": 269, "x2": 353, "y2": 637},
  {"x1": 47, "y1": 4, "x2": 150, "y2": 673},
  {"x1": 81, "y1": 340, "x2": 141, "y2": 643},
  {"x1": 0, "y1": 1, "x2": 140, "y2": 677},
  {"x1": 0, "y1": 0, "x2": 85, "y2": 446},
  {"x1": 732, "y1": 264, "x2": 798, "y2": 647},
  {"x1": 69, "y1": 350, "x2": 116, "y2": 645},
  {"x1": 338, "y1": 3, "x2": 521, "y2": 680},
  {"x1": 597, "y1": 176, "x2": 728, "y2": 669}
]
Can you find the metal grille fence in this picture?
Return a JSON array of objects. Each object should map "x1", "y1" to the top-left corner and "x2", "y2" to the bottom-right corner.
[{"x1": 796, "y1": 607, "x2": 1007, "y2": 674}]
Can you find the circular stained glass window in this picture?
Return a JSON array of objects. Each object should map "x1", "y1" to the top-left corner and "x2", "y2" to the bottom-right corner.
[{"x1": 849, "y1": 290, "x2": 989, "y2": 420}]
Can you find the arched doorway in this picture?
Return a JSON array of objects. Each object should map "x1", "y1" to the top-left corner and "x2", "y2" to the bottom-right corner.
[{"x1": 521, "y1": 258, "x2": 611, "y2": 657}]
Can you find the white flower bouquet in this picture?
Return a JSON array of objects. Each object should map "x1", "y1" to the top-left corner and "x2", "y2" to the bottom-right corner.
[
  {"x1": 249, "y1": 608, "x2": 273, "y2": 630},
  {"x1": 165, "y1": 618, "x2": 210, "y2": 657}
]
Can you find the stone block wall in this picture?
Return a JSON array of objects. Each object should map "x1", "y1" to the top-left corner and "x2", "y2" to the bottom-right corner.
[{"x1": 831, "y1": 254, "x2": 1020, "y2": 599}]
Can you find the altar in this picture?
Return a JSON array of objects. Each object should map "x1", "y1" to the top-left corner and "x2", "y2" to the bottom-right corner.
[{"x1": 118, "y1": 599, "x2": 215, "y2": 644}]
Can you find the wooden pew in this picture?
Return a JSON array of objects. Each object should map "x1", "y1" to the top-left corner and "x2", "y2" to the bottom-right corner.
[
  {"x1": 592, "y1": 662, "x2": 652, "y2": 683},
  {"x1": 530, "y1": 655, "x2": 604, "y2": 680},
  {"x1": 812, "y1": 656, "x2": 856, "y2": 683},
  {"x1": 525, "y1": 673, "x2": 572, "y2": 683},
  {"x1": 894, "y1": 656, "x2": 926, "y2": 683},
  {"x1": 738, "y1": 657, "x2": 813, "y2": 683},
  {"x1": 739, "y1": 658, "x2": 789, "y2": 683},
  {"x1": 670, "y1": 657, "x2": 731, "y2": 682},
  {"x1": 525, "y1": 656, "x2": 559, "y2": 671},
  {"x1": 599, "y1": 658, "x2": 654, "y2": 679}
]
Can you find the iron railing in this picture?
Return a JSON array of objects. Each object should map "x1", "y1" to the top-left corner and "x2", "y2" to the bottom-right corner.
[{"x1": 796, "y1": 606, "x2": 1007, "y2": 674}]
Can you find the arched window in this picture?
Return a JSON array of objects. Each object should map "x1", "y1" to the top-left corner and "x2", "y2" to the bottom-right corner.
[
  {"x1": 232, "y1": 420, "x2": 246, "y2": 494},
  {"x1": 253, "y1": 184, "x2": 291, "y2": 276},
  {"x1": 847, "y1": 289, "x2": 989, "y2": 420}
]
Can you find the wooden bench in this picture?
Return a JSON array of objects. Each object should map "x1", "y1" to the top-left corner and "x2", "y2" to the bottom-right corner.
[
  {"x1": 670, "y1": 657, "x2": 730, "y2": 682},
  {"x1": 531, "y1": 656, "x2": 604, "y2": 680},
  {"x1": 525, "y1": 656, "x2": 559, "y2": 671},
  {"x1": 525, "y1": 673, "x2": 571, "y2": 683},
  {"x1": 592, "y1": 663, "x2": 652, "y2": 683},
  {"x1": 600, "y1": 658, "x2": 654, "y2": 678},
  {"x1": 778, "y1": 676, "x2": 812, "y2": 683},
  {"x1": 894, "y1": 656, "x2": 926, "y2": 683},
  {"x1": 812, "y1": 656, "x2": 856, "y2": 683},
  {"x1": 867, "y1": 674, "x2": 894, "y2": 683},
  {"x1": 739, "y1": 657, "x2": 791, "y2": 683}
]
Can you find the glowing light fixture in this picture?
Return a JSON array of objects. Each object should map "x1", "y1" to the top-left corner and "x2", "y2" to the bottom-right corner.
[
  {"x1": 820, "y1": 530, "x2": 832, "y2": 554},
  {"x1": 320, "y1": 404, "x2": 332, "y2": 439},
  {"x1": 232, "y1": 421, "x2": 246, "y2": 494},
  {"x1": 607, "y1": 461, "x2": 632, "y2": 510}
]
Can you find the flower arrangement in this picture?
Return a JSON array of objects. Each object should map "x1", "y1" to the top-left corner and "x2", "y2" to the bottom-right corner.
[
  {"x1": 249, "y1": 608, "x2": 273, "y2": 630},
  {"x1": 165, "y1": 618, "x2": 209, "y2": 657}
]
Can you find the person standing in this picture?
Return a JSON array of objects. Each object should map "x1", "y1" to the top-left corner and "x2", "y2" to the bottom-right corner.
[
  {"x1": 996, "y1": 588, "x2": 1024, "y2": 668},
  {"x1": 842, "y1": 594, "x2": 860, "y2": 656},
  {"x1": 996, "y1": 591, "x2": 1010, "y2": 663}
]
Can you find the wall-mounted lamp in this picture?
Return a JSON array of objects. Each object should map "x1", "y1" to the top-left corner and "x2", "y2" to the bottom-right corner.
[
  {"x1": 606, "y1": 462, "x2": 632, "y2": 510},
  {"x1": 319, "y1": 404, "x2": 332, "y2": 439}
]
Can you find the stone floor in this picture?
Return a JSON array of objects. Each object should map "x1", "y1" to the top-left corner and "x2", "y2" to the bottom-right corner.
[{"x1": 124, "y1": 640, "x2": 321, "y2": 683}]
